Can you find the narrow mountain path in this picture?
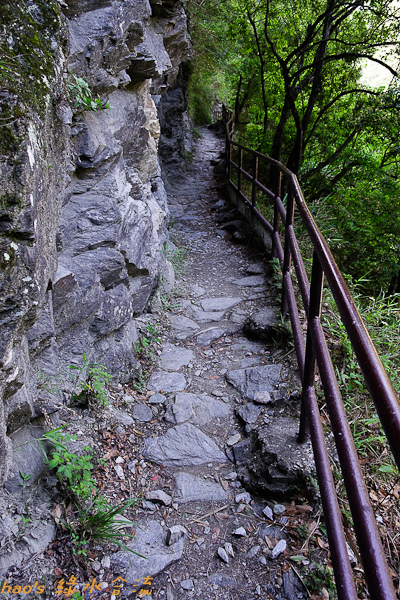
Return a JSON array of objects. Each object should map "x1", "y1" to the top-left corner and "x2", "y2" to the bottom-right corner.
[{"x1": 109, "y1": 128, "x2": 317, "y2": 600}]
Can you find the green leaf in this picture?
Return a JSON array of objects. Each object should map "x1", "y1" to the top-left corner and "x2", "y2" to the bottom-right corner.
[{"x1": 48, "y1": 458, "x2": 60, "y2": 469}]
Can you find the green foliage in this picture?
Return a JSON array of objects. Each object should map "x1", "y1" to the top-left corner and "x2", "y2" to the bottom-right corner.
[
  {"x1": 69, "y1": 352, "x2": 112, "y2": 408},
  {"x1": 67, "y1": 74, "x2": 111, "y2": 112},
  {"x1": 164, "y1": 241, "x2": 188, "y2": 276},
  {"x1": 40, "y1": 426, "x2": 96, "y2": 500}
]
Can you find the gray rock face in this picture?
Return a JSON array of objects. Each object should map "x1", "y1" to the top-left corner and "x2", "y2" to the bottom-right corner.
[
  {"x1": 159, "y1": 343, "x2": 194, "y2": 371},
  {"x1": 226, "y1": 365, "x2": 282, "y2": 401},
  {"x1": 174, "y1": 472, "x2": 228, "y2": 503},
  {"x1": 236, "y1": 403, "x2": 262, "y2": 424},
  {"x1": 169, "y1": 314, "x2": 200, "y2": 339},
  {"x1": 132, "y1": 403, "x2": 153, "y2": 422},
  {"x1": 165, "y1": 392, "x2": 230, "y2": 426},
  {"x1": 0, "y1": 0, "x2": 192, "y2": 485},
  {"x1": 111, "y1": 520, "x2": 185, "y2": 587},
  {"x1": 144, "y1": 423, "x2": 226, "y2": 466},
  {"x1": 243, "y1": 307, "x2": 278, "y2": 341},
  {"x1": 147, "y1": 371, "x2": 186, "y2": 393},
  {"x1": 191, "y1": 308, "x2": 225, "y2": 323},
  {"x1": 196, "y1": 327, "x2": 225, "y2": 345},
  {"x1": 200, "y1": 297, "x2": 242, "y2": 312},
  {"x1": 233, "y1": 276, "x2": 265, "y2": 287}
]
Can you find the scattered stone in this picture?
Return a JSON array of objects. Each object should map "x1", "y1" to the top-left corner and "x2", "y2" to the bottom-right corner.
[
  {"x1": 191, "y1": 284, "x2": 206, "y2": 296},
  {"x1": 270, "y1": 539, "x2": 287, "y2": 559},
  {"x1": 217, "y1": 547, "x2": 229, "y2": 564},
  {"x1": 145, "y1": 490, "x2": 172, "y2": 506},
  {"x1": 110, "y1": 407, "x2": 134, "y2": 426},
  {"x1": 232, "y1": 527, "x2": 247, "y2": 537},
  {"x1": 232, "y1": 439, "x2": 253, "y2": 465},
  {"x1": 226, "y1": 365, "x2": 282, "y2": 402},
  {"x1": 243, "y1": 307, "x2": 278, "y2": 342},
  {"x1": 128, "y1": 460, "x2": 138, "y2": 474},
  {"x1": 233, "y1": 275, "x2": 265, "y2": 287},
  {"x1": 174, "y1": 472, "x2": 228, "y2": 503},
  {"x1": 111, "y1": 520, "x2": 185, "y2": 584},
  {"x1": 192, "y1": 308, "x2": 225, "y2": 322},
  {"x1": 169, "y1": 315, "x2": 200, "y2": 340},
  {"x1": 246, "y1": 263, "x2": 264, "y2": 274},
  {"x1": 224, "y1": 471, "x2": 237, "y2": 480},
  {"x1": 132, "y1": 403, "x2": 153, "y2": 422},
  {"x1": 101, "y1": 556, "x2": 111, "y2": 568},
  {"x1": 196, "y1": 327, "x2": 225, "y2": 345},
  {"x1": 253, "y1": 391, "x2": 272, "y2": 405},
  {"x1": 262, "y1": 506, "x2": 274, "y2": 520},
  {"x1": 144, "y1": 423, "x2": 226, "y2": 466},
  {"x1": 142, "y1": 500, "x2": 156, "y2": 511},
  {"x1": 114, "y1": 465, "x2": 125, "y2": 480},
  {"x1": 207, "y1": 574, "x2": 237, "y2": 589},
  {"x1": 224, "y1": 542, "x2": 234, "y2": 558},
  {"x1": 246, "y1": 545, "x2": 261, "y2": 559},
  {"x1": 235, "y1": 491, "x2": 251, "y2": 504},
  {"x1": 181, "y1": 579, "x2": 194, "y2": 591},
  {"x1": 273, "y1": 504, "x2": 286, "y2": 515},
  {"x1": 165, "y1": 392, "x2": 230, "y2": 427},
  {"x1": 259, "y1": 556, "x2": 267, "y2": 565},
  {"x1": 200, "y1": 297, "x2": 242, "y2": 312},
  {"x1": 166, "y1": 525, "x2": 187, "y2": 546},
  {"x1": 159, "y1": 344, "x2": 194, "y2": 371},
  {"x1": 236, "y1": 403, "x2": 262, "y2": 424},
  {"x1": 226, "y1": 433, "x2": 241, "y2": 446},
  {"x1": 147, "y1": 371, "x2": 186, "y2": 393},
  {"x1": 148, "y1": 393, "x2": 167, "y2": 405},
  {"x1": 116, "y1": 456, "x2": 124, "y2": 464}
]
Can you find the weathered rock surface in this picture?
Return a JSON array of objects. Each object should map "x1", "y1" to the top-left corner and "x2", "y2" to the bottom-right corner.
[
  {"x1": 144, "y1": 423, "x2": 226, "y2": 466},
  {"x1": 174, "y1": 472, "x2": 228, "y2": 503},
  {"x1": 111, "y1": 520, "x2": 185, "y2": 589},
  {"x1": 165, "y1": 392, "x2": 230, "y2": 426},
  {"x1": 226, "y1": 365, "x2": 282, "y2": 401},
  {"x1": 159, "y1": 343, "x2": 194, "y2": 371},
  {"x1": 169, "y1": 314, "x2": 200, "y2": 339},
  {"x1": 147, "y1": 370, "x2": 186, "y2": 393},
  {"x1": 243, "y1": 307, "x2": 279, "y2": 341}
]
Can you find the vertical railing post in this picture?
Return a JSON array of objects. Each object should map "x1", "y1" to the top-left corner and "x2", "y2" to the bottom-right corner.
[
  {"x1": 298, "y1": 251, "x2": 324, "y2": 442},
  {"x1": 238, "y1": 147, "x2": 243, "y2": 193},
  {"x1": 280, "y1": 186, "x2": 294, "y2": 316},
  {"x1": 251, "y1": 153, "x2": 258, "y2": 212},
  {"x1": 272, "y1": 169, "x2": 281, "y2": 259}
]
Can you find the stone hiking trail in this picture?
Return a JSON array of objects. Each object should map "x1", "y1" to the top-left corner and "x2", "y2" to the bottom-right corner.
[{"x1": 110, "y1": 128, "x2": 316, "y2": 600}]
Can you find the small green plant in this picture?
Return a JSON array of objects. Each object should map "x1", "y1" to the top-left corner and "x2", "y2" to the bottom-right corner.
[
  {"x1": 18, "y1": 471, "x2": 32, "y2": 487},
  {"x1": 163, "y1": 241, "x2": 188, "y2": 276},
  {"x1": 69, "y1": 352, "x2": 112, "y2": 408},
  {"x1": 305, "y1": 562, "x2": 336, "y2": 599},
  {"x1": 67, "y1": 497, "x2": 144, "y2": 557},
  {"x1": 39, "y1": 426, "x2": 96, "y2": 500},
  {"x1": 67, "y1": 74, "x2": 111, "y2": 112}
]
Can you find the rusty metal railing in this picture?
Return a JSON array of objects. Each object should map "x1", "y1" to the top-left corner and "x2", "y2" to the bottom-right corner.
[{"x1": 225, "y1": 124, "x2": 400, "y2": 600}]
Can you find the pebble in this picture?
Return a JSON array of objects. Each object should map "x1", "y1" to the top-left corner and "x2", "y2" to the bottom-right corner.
[
  {"x1": 149, "y1": 392, "x2": 167, "y2": 404},
  {"x1": 115, "y1": 456, "x2": 124, "y2": 464},
  {"x1": 259, "y1": 556, "x2": 267, "y2": 565},
  {"x1": 217, "y1": 547, "x2": 229, "y2": 563},
  {"x1": 132, "y1": 403, "x2": 153, "y2": 422},
  {"x1": 181, "y1": 579, "x2": 194, "y2": 591},
  {"x1": 235, "y1": 492, "x2": 251, "y2": 504},
  {"x1": 142, "y1": 500, "x2": 156, "y2": 511},
  {"x1": 224, "y1": 542, "x2": 234, "y2": 557},
  {"x1": 270, "y1": 539, "x2": 287, "y2": 559},
  {"x1": 246, "y1": 545, "x2": 261, "y2": 559},
  {"x1": 114, "y1": 465, "x2": 125, "y2": 480},
  {"x1": 166, "y1": 525, "x2": 187, "y2": 546},
  {"x1": 226, "y1": 433, "x2": 241, "y2": 446},
  {"x1": 128, "y1": 459, "x2": 138, "y2": 474},
  {"x1": 273, "y1": 504, "x2": 286, "y2": 515},
  {"x1": 145, "y1": 490, "x2": 172, "y2": 506},
  {"x1": 224, "y1": 471, "x2": 237, "y2": 480},
  {"x1": 232, "y1": 526, "x2": 246, "y2": 537},
  {"x1": 262, "y1": 506, "x2": 274, "y2": 520}
]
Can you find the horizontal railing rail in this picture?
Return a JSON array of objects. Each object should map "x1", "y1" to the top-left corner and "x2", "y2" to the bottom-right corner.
[{"x1": 225, "y1": 122, "x2": 400, "y2": 600}]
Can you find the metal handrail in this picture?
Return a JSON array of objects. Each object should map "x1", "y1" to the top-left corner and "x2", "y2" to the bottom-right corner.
[{"x1": 225, "y1": 124, "x2": 400, "y2": 600}]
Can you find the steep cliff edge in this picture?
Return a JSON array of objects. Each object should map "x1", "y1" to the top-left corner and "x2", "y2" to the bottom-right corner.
[{"x1": 0, "y1": 0, "x2": 191, "y2": 494}]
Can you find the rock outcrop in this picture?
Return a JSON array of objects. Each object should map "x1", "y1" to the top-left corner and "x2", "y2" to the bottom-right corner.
[{"x1": 0, "y1": 0, "x2": 191, "y2": 485}]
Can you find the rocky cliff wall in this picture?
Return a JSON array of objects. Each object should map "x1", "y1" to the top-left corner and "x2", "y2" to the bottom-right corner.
[{"x1": 0, "y1": 0, "x2": 191, "y2": 486}]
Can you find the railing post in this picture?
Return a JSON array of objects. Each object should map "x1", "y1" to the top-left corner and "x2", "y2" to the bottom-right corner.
[
  {"x1": 272, "y1": 170, "x2": 281, "y2": 259},
  {"x1": 298, "y1": 251, "x2": 324, "y2": 442},
  {"x1": 280, "y1": 187, "x2": 294, "y2": 316},
  {"x1": 238, "y1": 147, "x2": 243, "y2": 193},
  {"x1": 251, "y1": 154, "x2": 258, "y2": 212}
]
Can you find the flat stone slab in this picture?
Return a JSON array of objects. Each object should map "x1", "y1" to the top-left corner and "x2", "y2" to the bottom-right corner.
[
  {"x1": 159, "y1": 343, "x2": 194, "y2": 371},
  {"x1": 243, "y1": 307, "x2": 278, "y2": 342},
  {"x1": 226, "y1": 365, "x2": 281, "y2": 401},
  {"x1": 132, "y1": 403, "x2": 153, "y2": 422},
  {"x1": 200, "y1": 297, "x2": 242, "y2": 312},
  {"x1": 191, "y1": 309, "x2": 225, "y2": 323},
  {"x1": 165, "y1": 392, "x2": 230, "y2": 426},
  {"x1": 175, "y1": 472, "x2": 228, "y2": 504},
  {"x1": 147, "y1": 371, "x2": 186, "y2": 393},
  {"x1": 111, "y1": 520, "x2": 184, "y2": 586},
  {"x1": 144, "y1": 423, "x2": 226, "y2": 466},
  {"x1": 190, "y1": 284, "x2": 206, "y2": 296},
  {"x1": 233, "y1": 276, "x2": 265, "y2": 287},
  {"x1": 169, "y1": 315, "x2": 200, "y2": 340},
  {"x1": 196, "y1": 327, "x2": 225, "y2": 346}
]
